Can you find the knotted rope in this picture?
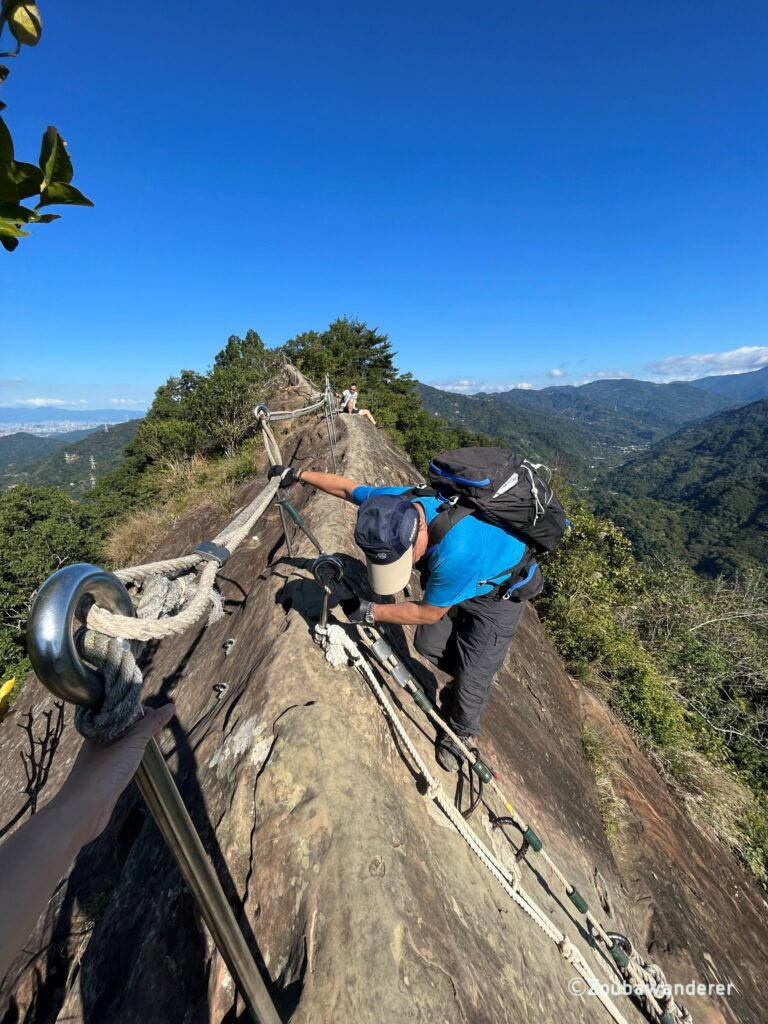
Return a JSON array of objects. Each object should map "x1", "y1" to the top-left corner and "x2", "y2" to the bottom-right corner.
[
  {"x1": 74, "y1": 632, "x2": 144, "y2": 741},
  {"x1": 74, "y1": 382, "x2": 337, "y2": 739}
]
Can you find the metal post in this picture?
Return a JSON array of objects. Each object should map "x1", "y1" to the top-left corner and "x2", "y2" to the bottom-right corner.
[
  {"x1": 25, "y1": 564, "x2": 281, "y2": 1024},
  {"x1": 135, "y1": 742, "x2": 281, "y2": 1024},
  {"x1": 276, "y1": 497, "x2": 324, "y2": 554},
  {"x1": 277, "y1": 496, "x2": 294, "y2": 558}
]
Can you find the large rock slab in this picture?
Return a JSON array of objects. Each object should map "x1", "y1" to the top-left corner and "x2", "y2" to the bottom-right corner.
[{"x1": 1, "y1": 408, "x2": 766, "y2": 1024}]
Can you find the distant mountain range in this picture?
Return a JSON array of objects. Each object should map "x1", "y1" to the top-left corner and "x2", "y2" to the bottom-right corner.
[
  {"x1": 689, "y1": 364, "x2": 768, "y2": 404},
  {"x1": 420, "y1": 365, "x2": 768, "y2": 576},
  {"x1": 598, "y1": 399, "x2": 768, "y2": 576},
  {"x1": 0, "y1": 406, "x2": 142, "y2": 425},
  {"x1": 0, "y1": 429, "x2": 99, "y2": 476},
  {"x1": 419, "y1": 376, "x2": 739, "y2": 481},
  {"x1": 0, "y1": 421, "x2": 141, "y2": 496}
]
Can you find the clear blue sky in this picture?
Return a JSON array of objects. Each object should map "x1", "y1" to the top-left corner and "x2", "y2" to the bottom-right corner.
[{"x1": 2, "y1": 0, "x2": 767, "y2": 408}]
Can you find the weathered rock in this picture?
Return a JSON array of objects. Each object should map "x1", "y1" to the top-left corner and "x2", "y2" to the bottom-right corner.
[{"x1": 1, "y1": 410, "x2": 766, "y2": 1024}]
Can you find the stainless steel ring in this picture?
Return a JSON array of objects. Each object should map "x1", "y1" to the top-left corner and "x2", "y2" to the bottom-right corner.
[
  {"x1": 26, "y1": 563, "x2": 136, "y2": 708},
  {"x1": 311, "y1": 554, "x2": 345, "y2": 590}
]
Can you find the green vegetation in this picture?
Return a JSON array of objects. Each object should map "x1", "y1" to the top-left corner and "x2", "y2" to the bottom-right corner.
[
  {"x1": 1, "y1": 317, "x2": 765, "y2": 883},
  {"x1": 599, "y1": 399, "x2": 768, "y2": 576},
  {"x1": 0, "y1": 431, "x2": 88, "y2": 488},
  {"x1": 419, "y1": 377, "x2": 731, "y2": 484},
  {"x1": 3, "y1": 420, "x2": 140, "y2": 495},
  {"x1": 284, "y1": 318, "x2": 493, "y2": 471},
  {"x1": 419, "y1": 383, "x2": 597, "y2": 484},
  {"x1": 690, "y1": 364, "x2": 768, "y2": 405},
  {"x1": 1, "y1": 0, "x2": 93, "y2": 250},
  {"x1": 0, "y1": 485, "x2": 102, "y2": 685},
  {"x1": 540, "y1": 499, "x2": 768, "y2": 882},
  {"x1": 580, "y1": 725, "x2": 627, "y2": 850}
]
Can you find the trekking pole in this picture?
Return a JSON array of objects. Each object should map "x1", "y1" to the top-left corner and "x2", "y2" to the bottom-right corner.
[{"x1": 25, "y1": 564, "x2": 281, "y2": 1024}]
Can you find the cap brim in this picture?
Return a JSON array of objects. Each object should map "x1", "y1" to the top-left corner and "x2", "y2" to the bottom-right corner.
[{"x1": 366, "y1": 550, "x2": 413, "y2": 596}]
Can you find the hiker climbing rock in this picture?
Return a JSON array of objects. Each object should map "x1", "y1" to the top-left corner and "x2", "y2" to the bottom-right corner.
[
  {"x1": 268, "y1": 447, "x2": 566, "y2": 772},
  {"x1": 339, "y1": 384, "x2": 377, "y2": 424}
]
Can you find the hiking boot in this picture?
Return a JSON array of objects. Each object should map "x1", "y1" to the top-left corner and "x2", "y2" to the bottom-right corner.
[{"x1": 436, "y1": 733, "x2": 469, "y2": 773}]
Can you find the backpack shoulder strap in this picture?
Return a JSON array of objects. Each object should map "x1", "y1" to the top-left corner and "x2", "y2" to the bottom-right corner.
[{"x1": 426, "y1": 503, "x2": 474, "y2": 549}]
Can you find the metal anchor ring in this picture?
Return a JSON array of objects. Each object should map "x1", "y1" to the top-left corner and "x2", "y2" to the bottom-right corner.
[
  {"x1": 253, "y1": 404, "x2": 270, "y2": 422},
  {"x1": 26, "y1": 563, "x2": 137, "y2": 708},
  {"x1": 311, "y1": 554, "x2": 345, "y2": 591}
]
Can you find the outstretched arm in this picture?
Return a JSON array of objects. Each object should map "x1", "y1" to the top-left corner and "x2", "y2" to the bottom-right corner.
[
  {"x1": 0, "y1": 704, "x2": 175, "y2": 978},
  {"x1": 299, "y1": 469, "x2": 360, "y2": 501},
  {"x1": 269, "y1": 465, "x2": 360, "y2": 502}
]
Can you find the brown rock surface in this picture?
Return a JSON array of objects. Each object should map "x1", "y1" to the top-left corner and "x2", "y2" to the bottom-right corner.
[{"x1": 1, "y1": 409, "x2": 766, "y2": 1024}]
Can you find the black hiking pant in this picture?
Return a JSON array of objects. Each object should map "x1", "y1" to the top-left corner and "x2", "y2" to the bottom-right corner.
[{"x1": 413, "y1": 592, "x2": 526, "y2": 737}]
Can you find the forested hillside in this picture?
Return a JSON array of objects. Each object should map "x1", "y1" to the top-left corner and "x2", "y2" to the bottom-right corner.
[
  {"x1": 0, "y1": 429, "x2": 97, "y2": 487},
  {"x1": 691, "y1": 364, "x2": 768, "y2": 404},
  {"x1": 418, "y1": 383, "x2": 595, "y2": 482},
  {"x1": 1, "y1": 321, "x2": 766, "y2": 884},
  {"x1": 599, "y1": 399, "x2": 768, "y2": 575},
  {"x1": 3, "y1": 420, "x2": 141, "y2": 496},
  {"x1": 491, "y1": 377, "x2": 728, "y2": 444},
  {"x1": 420, "y1": 376, "x2": 731, "y2": 480}
]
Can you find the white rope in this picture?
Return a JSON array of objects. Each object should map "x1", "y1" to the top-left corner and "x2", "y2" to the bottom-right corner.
[{"x1": 319, "y1": 623, "x2": 630, "y2": 1024}]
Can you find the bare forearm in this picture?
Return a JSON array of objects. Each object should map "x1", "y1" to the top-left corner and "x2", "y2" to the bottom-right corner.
[
  {"x1": 299, "y1": 470, "x2": 359, "y2": 501},
  {"x1": 0, "y1": 796, "x2": 93, "y2": 976},
  {"x1": 372, "y1": 601, "x2": 449, "y2": 626}
]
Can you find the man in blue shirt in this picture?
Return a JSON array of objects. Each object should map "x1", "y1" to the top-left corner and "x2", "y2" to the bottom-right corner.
[{"x1": 268, "y1": 463, "x2": 540, "y2": 772}]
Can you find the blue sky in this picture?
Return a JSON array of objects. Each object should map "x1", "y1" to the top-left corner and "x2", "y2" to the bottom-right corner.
[{"x1": 1, "y1": 0, "x2": 766, "y2": 409}]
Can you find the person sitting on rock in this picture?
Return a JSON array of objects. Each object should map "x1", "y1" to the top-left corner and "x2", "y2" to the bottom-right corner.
[
  {"x1": 339, "y1": 384, "x2": 376, "y2": 424},
  {"x1": 267, "y1": 464, "x2": 539, "y2": 772}
]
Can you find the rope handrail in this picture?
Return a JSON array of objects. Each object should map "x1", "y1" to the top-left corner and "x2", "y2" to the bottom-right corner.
[
  {"x1": 342, "y1": 615, "x2": 691, "y2": 1024},
  {"x1": 317, "y1": 622, "x2": 632, "y2": 1024},
  {"x1": 27, "y1": 369, "x2": 691, "y2": 1024}
]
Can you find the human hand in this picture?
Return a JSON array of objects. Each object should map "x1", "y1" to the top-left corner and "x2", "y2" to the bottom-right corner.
[
  {"x1": 340, "y1": 597, "x2": 374, "y2": 624},
  {"x1": 267, "y1": 465, "x2": 301, "y2": 488},
  {"x1": 53, "y1": 703, "x2": 176, "y2": 844}
]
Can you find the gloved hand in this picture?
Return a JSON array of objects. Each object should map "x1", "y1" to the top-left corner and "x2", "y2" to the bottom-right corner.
[
  {"x1": 267, "y1": 465, "x2": 301, "y2": 488},
  {"x1": 341, "y1": 597, "x2": 375, "y2": 624}
]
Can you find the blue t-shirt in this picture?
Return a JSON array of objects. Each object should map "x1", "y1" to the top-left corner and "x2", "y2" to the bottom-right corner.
[{"x1": 351, "y1": 485, "x2": 528, "y2": 607}]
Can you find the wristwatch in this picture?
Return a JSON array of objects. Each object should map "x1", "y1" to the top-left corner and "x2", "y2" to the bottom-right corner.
[{"x1": 364, "y1": 601, "x2": 376, "y2": 625}]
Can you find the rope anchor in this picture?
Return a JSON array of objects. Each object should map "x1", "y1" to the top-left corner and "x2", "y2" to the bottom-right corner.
[{"x1": 25, "y1": 563, "x2": 281, "y2": 1024}]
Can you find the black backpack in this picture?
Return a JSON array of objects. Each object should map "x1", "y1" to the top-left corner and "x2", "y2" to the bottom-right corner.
[{"x1": 417, "y1": 447, "x2": 568, "y2": 554}]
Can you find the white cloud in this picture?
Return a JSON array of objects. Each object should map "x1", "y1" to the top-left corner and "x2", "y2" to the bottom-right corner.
[
  {"x1": 432, "y1": 379, "x2": 480, "y2": 393},
  {"x1": 430, "y1": 378, "x2": 540, "y2": 394},
  {"x1": 15, "y1": 398, "x2": 70, "y2": 408},
  {"x1": 110, "y1": 397, "x2": 145, "y2": 407},
  {"x1": 547, "y1": 368, "x2": 564, "y2": 379},
  {"x1": 647, "y1": 345, "x2": 768, "y2": 380}
]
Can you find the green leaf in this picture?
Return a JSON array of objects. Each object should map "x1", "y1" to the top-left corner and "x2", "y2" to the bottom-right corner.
[
  {"x1": 0, "y1": 216, "x2": 29, "y2": 237},
  {"x1": 4, "y1": 1, "x2": 42, "y2": 46},
  {"x1": 0, "y1": 163, "x2": 19, "y2": 204},
  {"x1": 0, "y1": 114, "x2": 14, "y2": 162},
  {"x1": 35, "y1": 213, "x2": 60, "y2": 223},
  {"x1": 0, "y1": 201, "x2": 36, "y2": 222},
  {"x1": 7, "y1": 160, "x2": 43, "y2": 199},
  {"x1": 38, "y1": 181, "x2": 94, "y2": 208},
  {"x1": 38, "y1": 126, "x2": 73, "y2": 187}
]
